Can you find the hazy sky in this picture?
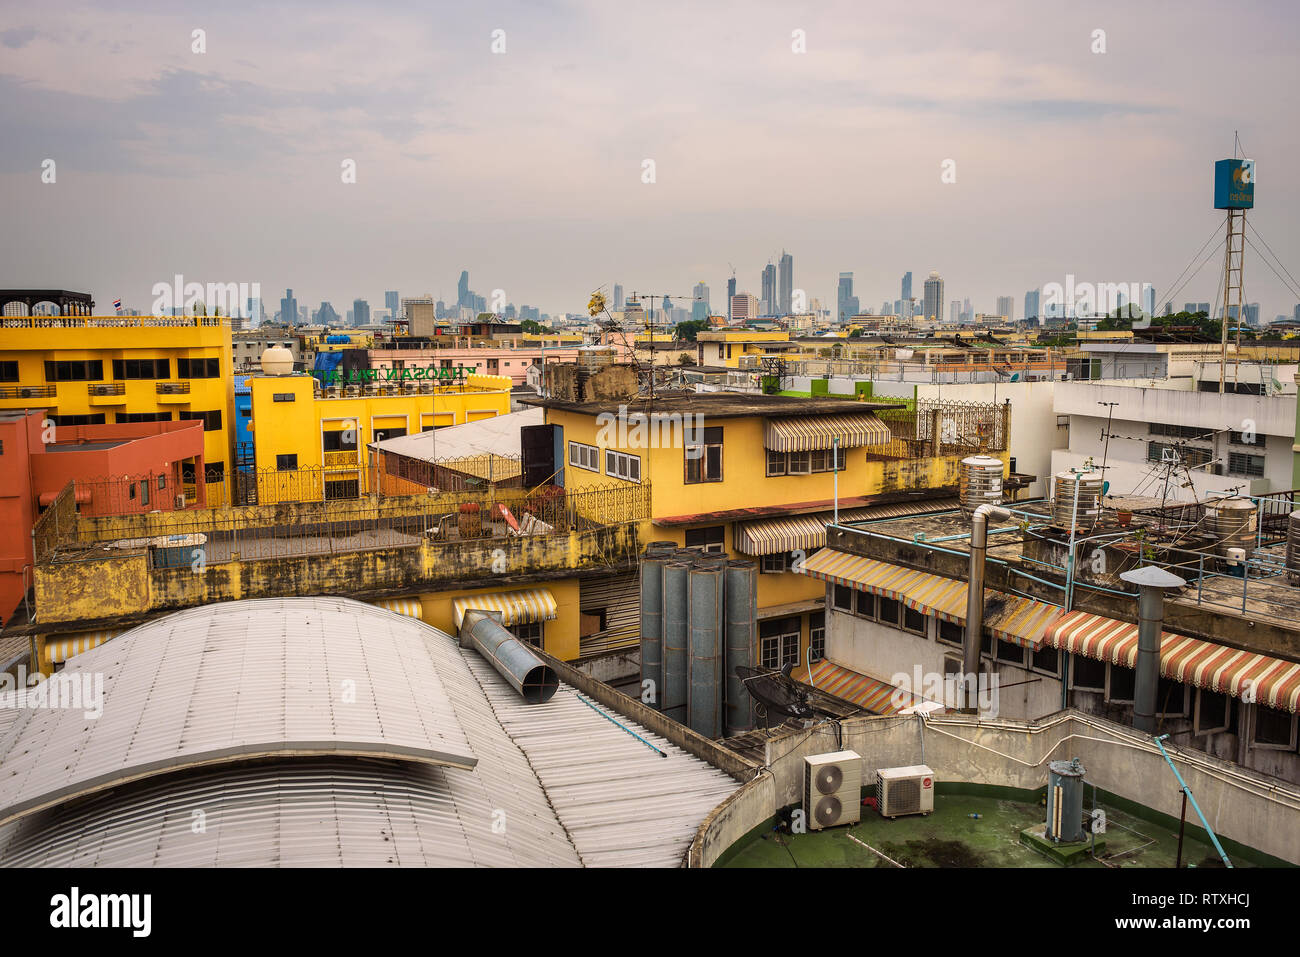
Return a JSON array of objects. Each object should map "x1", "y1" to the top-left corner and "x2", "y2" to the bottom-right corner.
[{"x1": 2, "y1": 0, "x2": 1299, "y2": 319}]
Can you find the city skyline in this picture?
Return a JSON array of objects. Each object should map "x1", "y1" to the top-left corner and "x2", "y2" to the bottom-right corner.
[{"x1": 2, "y1": 2, "x2": 1299, "y2": 320}]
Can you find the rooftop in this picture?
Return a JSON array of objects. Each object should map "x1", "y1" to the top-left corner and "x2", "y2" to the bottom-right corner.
[{"x1": 522, "y1": 391, "x2": 904, "y2": 418}]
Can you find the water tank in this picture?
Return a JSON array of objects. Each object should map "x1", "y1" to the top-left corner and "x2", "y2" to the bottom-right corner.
[
  {"x1": 260, "y1": 345, "x2": 294, "y2": 375},
  {"x1": 959, "y1": 455, "x2": 1004, "y2": 516},
  {"x1": 1052, "y1": 471, "x2": 1103, "y2": 529},
  {"x1": 1287, "y1": 511, "x2": 1300, "y2": 585},
  {"x1": 1046, "y1": 758, "x2": 1087, "y2": 843},
  {"x1": 1205, "y1": 497, "x2": 1258, "y2": 558}
]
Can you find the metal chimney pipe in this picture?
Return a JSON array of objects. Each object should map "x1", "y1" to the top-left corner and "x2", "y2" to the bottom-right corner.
[
  {"x1": 1119, "y1": 566, "x2": 1186, "y2": 733},
  {"x1": 962, "y1": 504, "x2": 1011, "y2": 711}
]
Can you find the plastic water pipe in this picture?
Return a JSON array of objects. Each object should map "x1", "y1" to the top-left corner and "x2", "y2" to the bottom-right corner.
[{"x1": 1153, "y1": 735, "x2": 1233, "y2": 868}]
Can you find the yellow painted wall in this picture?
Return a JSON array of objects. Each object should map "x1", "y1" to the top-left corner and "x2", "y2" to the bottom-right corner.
[
  {"x1": 0, "y1": 316, "x2": 236, "y2": 481},
  {"x1": 417, "y1": 578, "x2": 582, "y2": 660}
]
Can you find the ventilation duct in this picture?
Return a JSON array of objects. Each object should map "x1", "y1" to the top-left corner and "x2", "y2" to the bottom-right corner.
[{"x1": 460, "y1": 610, "x2": 558, "y2": 704}]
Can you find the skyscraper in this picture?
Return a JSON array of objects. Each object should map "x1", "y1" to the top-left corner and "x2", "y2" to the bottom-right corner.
[
  {"x1": 778, "y1": 251, "x2": 793, "y2": 315},
  {"x1": 385, "y1": 290, "x2": 400, "y2": 318},
  {"x1": 761, "y1": 263, "x2": 777, "y2": 316},
  {"x1": 692, "y1": 282, "x2": 710, "y2": 322},
  {"x1": 1143, "y1": 286, "x2": 1156, "y2": 317},
  {"x1": 901, "y1": 271, "x2": 912, "y2": 302},
  {"x1": 457, "y1": 271, "x2": 470, "y2": 308},
  {"x1": 996, "y1": 295, "x2": 1014, "y2": 322},
  {"x1": 281, "y1": 289, "x2": 298, "y2": 326},
  {"x1": 837, "y1": 272, "x2": 859, "y2": 322},
  {"x1": 613, "y1": 284, "x2": 625, "y2": 312},
  {"x1": 727, "y1": 276, "x2": 737, "y2": 312},
  {"x1": 353, "y1": 299, "x2": 370, "y2": 326},
  {"x1": 1024, "y1": 289, "x2": 1040, "y2": 320},
  {"x1": 950, "y1": 301, "x2": 961, "y2": 324},
  {"x1": 922, "y1": 271, "x2": 943, "y2": 323}
]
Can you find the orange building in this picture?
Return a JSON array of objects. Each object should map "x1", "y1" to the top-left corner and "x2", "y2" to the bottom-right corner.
[{"x1": 0, "y1": 411, "x2": 206, "y2": 625}]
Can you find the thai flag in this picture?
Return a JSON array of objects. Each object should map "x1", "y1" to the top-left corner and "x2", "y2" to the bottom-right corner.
[{"x1": 113, "y1": 298, "x2": 122, "y2": 313}]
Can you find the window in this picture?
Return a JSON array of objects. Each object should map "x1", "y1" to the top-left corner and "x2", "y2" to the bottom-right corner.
[
  {"x1": 1031, "y1": 645, "x2": 1060, "y2": 676},
  {"x1": 832, "y1": 584, "x2": 853, "y2": 612},
  {"x1": 140, "y1": 480, "x2": 150, "y2": 507},
  {"x1": 766, "y1": 449, "x2": 786, "y2": 476},
  {"x1": 761, "y1": 553, "x2": 788, "y2": 574},
  {"x1": 49, "y1": 413, "x2": 106, "y2": 426},
  {"x1": 325, "y1": 478, "x2": 360, "y2": 500},
  {"x1": 115, "y1": 412, "x2": 172, "y2": 423},
  {"x1": 177, "y1": 357, "x2": 220, "y2": 378},
  {"x1": 878, "y1": 597, "x2": 902, "y2": 627},
  {"x1": 855, "y1": 590, "x2": 876, "y2": 619},
  {"x1": 1106, "y1": 664, "x2": 1136, "y2": 703},
  {"x1": 509, "y1": 621, "x2": 544, "y2": 648},
  {"x1": 1150, "y1": 423, "x2": 1213, "y2": 440},
  {"x1": 374, "y1": 427, "x2": 407, "y2": 442},
  {"x1": 44, "y1": 359, "x2": 103, "y2": 381},
  {"x1": 759, "y1": 616, "x2": 801, "y2": 669},
  {"x1": 1147, "y1": 441, "x2": 1211, "y2": 469},
  {"x1": 1229, "y1": 430, "x2": 1261, "y2": 447},
  {"x1": 605, "y1": 449, "x2": 641, "y2": 482},
  {"x1": 0, "y1": 361, "x2": 17, "y2": 382},
  {"x1": 276, "y1": 453, "x2": 298, "y2": 470},
  {"x1": 767, "y1": 448, "x2": 845, "y2": 475},
  {"x1": 684, "y1": 526, "x2": 724, "y2": 554},
  {"x1": 937, "y1": 617, "x2": 963, "y2": 646},
  {"x1": 1252, "y1": 705, "x2": 1298, "y2": 750},
  {"x1": 322, "y1": 428, "x2": 358, "y2": 452},
  {"x1": 809, "y1": 612, "x2": 825, "y2": 662},
  {"x1": 273, "y1": 393, "x2": 296, "y2": 403},
  {"x1": 157, "y1": 475, "x2": 166, "y2": 490},
  {"x1": 180, "y1": 410, "x2": 222, "y2": 432},
  {"x1": 111, "y1": 358, "x2": 170, "y2": 379},
  {"x1": 204, "y1": 462, "x2": 225, "y2": 483},
  {"x1": 996, "y1": 639, "x2": 1026, "y2": 666},
  {"x1": 903, "y1": 606, "x2": 926, "y2": 635},
  {"x1": 568, "y1": 441, "x2": 599, "y2": 472},
  {"x1": 1227, "y1": 452, "x2": 1265, "y2": 478},
  {"x1": 685, "y1": 427, "x2": 723, "y2": 484},
  {"x1": 1194, "y1": 689, "x2": 1231, "y2": 736},
  {"x1": 1156, "y1": 678, "x2": 1188, "y2": 718},
  {"x1": 1070, "y1": 656, "x2": 1106, "y2": 691},
  {"x1": 787, "y1": 451, "x2": 811, "y2": 475}
]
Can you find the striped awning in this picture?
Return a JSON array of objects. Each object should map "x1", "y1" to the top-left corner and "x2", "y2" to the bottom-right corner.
[
  {"x1": 452, "y1": 588, "x2": 558, "y2": 629},
  {"x1": 43, "y1": 630, "x2": 121, "y2": 665},
  {"x1": 764, "y1": 413, "x2": 892, "y2": 452},
  {"x1": 371, "y1": 598, "x2": 423, "y2": 619},
  {"x1": 800, "y1": 548, "x2": 1058, "y2": 648},
  {"x1": 1046, "y1": 610, "x2": 1300, "y2": 713},
  {"x1": 734, "y1": 498, "x2": 960, "y2": 556},
  {"x1": 794, "y1": 659, "x2": 944, "y2": 716}
]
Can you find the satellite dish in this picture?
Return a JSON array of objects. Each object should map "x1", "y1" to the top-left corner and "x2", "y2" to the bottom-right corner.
[{"x1": 735, "y1": 665, "x2": 816, "y2": 722}]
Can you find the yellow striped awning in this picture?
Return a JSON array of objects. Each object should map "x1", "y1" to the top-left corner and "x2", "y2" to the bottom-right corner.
[
  {"x1": 43, "y1": 630, "x2": 121, "y2": 665},
  {"x1": 800, "y1": 548, "x2": 1059, "y2": 648},
  {"x1": 764, "y1": 413, "x2": 892, "y2": 452},
  {"x1": 734, "y1": 498, "x2": 960, "y2": 556},
  {"x1": 793, "y1": 659, "x2": 944, "y2": 716},
  {"x1": 371, "y1": 598, "x2": 423, "y2": 619},
  {"x1": 1046, "y1": 610, "x2": 1300, "y2": 713},
  {"x1": 452, "y1": 588, "x2": 558, "y2": 629}
]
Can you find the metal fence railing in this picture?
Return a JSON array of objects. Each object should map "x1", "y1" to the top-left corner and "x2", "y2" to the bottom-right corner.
[
  {"x1": 32, "y1": 480, "x2": 77, "y2": 563},
  {"x1": 869, "y1": 398, "x2": 1010, "y2": 459}
]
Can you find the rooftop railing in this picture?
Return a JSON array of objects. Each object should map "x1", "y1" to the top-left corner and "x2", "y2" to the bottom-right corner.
[{"x1": 0, "y1": 316, "x2": 227, "y2": 329}]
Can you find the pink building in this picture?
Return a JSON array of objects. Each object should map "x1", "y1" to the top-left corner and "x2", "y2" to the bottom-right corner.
[{"x1": 368, "y1": 344, "x2": 587, "y2": 385}]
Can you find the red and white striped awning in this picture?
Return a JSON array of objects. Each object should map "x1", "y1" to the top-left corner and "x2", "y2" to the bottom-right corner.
[
  {"x1": 793, "y1": 659, "x2": 944, "y2": 716},
  {"x1": 1044, "y1": 610, "x2": 1300, "y2": 713}
]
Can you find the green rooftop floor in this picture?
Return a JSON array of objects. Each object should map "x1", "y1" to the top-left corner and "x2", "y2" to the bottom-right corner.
[{"x1": 718, "y1": 792, "x2": 1249, "y2": 868}]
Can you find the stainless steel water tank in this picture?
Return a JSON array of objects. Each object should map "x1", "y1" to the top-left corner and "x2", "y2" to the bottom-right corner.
[
  {"x1": 1052, "y1": 471, "x2": 1103, "y2": 529},
  {"x1": 1286, "y1": 510, "x2": 1300, "y2": 585},
  {"x1": 959, "y1": 455, "x2": 1005, "y2": 516},
  {"x1": 1046, "y1": 758, "x2": 1088, "y2": 843},
  {"x1": 1205, "y1": 497, "x2": 1258, "y2": 558}
]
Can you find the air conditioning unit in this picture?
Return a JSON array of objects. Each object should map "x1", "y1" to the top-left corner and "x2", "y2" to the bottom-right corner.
[
  {"x1": 876, "y1": 765, "x2": 935, "y2": 819},
  {"x1": 174, "y1": 494, "x2": 186, "y2": 509},
  {"x1": 803, "y1": 750, "x2": 862, "y2": 831}
]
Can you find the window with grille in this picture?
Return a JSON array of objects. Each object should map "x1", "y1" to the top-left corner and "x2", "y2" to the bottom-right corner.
[
  {"x1": 759, "y1": 616, "x2": 801, "y2": 669},
  {"x1": 1227, "y1": 452, "x2": 1265, "y2": 477},
  {"x1": 112, "y1": 358, "x2": 171, "y2": 379},
  {"x1": 684, "y1": 526, "x2": 724, "y2": 554},
  {"x1": 510, "y1": 621, "x2": 544, "y2": 648},
  {"x1": 809, "y1": 612, "x2": 825, "y2": 662}
]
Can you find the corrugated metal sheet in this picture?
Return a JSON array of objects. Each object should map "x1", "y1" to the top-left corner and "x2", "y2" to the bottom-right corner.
[
  {"x1": 0, "y1": 598, "x2": 479, "y2": 827},
  {"x1": 578, "y1": 574, "x2": 640, "y2": 657},
  {"x1": 464, "y1": 655, "x2": 738, "y2": 867},
  {"x1": 734, "y1": 498, "x2": 960, "y2": 555},
  {"x1": 452, "y1": 588, "x2": 557, "y2": 628},
  {"x1": 764, "y1": 413, "x2": 892, "y2": 452}
]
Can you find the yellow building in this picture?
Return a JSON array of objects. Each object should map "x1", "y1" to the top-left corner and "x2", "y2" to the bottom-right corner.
[
  {"x1": 530, "y1": 392, "x2": 1008, "y2": 668},
  {"x1": 0, "y1": 315, "x2": 235, "y2": 500},
  {"x1": 695, "y1": 330, "x2": 793, "y2": 367},
  {"x1": 246, "y1": 368, "x2": 512, "y2": 502}
]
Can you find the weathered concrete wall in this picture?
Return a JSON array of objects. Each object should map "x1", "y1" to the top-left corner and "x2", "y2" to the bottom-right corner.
[
  {"x1": 735, "y1": 709, "x2": 1300, "y2": 865},
  {"x1": 688, "y1": 773, "x2": 774, "y2": 868}
]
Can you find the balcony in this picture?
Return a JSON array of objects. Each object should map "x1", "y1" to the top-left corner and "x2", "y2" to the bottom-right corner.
[
  {"x1": 155, "y1": 380, "x2": 191, "y2": 403},
  {"x1": 0, "y1": 384, "x2": 57, "y2": 404},
  {"x1": 323, "y1": 449, "x2": 360, "y2": 467},
  {"x1": 87, "y1": 382, "x2": 127, "y2": 404}
]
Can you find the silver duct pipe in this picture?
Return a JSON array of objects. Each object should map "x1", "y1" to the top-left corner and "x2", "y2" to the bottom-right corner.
[
  {"x1": 460, "y1": 610, "x2": 559, "y2": 704},
  {"x1": 1119, "y1": 566, "x2": 1186, "y2": 733},
  {"x1": 724, "y1": 559, "x2": 757, "y2": 735},
  {"x1": 688, "y1": 557, "x2": 725, "y2": 739},
  {"x1": 639, "y1": 543, "x2": 676, "y2": 709},
  {"x1": 962, "y1": 503, "x2": 1011, "y2": 711},
  {"x1": 661, "y1": 557, "x2": 694, "y2": 723}
]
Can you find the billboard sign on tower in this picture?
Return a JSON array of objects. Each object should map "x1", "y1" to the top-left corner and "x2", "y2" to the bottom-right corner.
[{"x1": 1214, "y1": 158, "x2": 1255, "y2": 209}]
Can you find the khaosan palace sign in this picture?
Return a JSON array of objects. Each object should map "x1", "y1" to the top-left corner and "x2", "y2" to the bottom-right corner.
[{"x1": 312, "y1": 365, "x2": 474, "y2": 386}]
